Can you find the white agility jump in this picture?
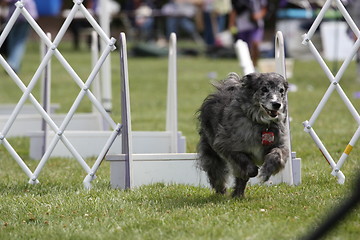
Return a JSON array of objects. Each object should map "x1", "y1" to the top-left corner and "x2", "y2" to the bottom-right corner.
[
  {"x1": 28, "y1": 30, "x2": 187, "y2": 159},
  {"x1": 106, "y1": 31, "x2": 301, "y2": 189},
  {"x1": 106, "y1": 33, "x2": 205, "y2": 189},
  {"x1": 302, "y1": 0, "x2": 360, "y2": 184}
]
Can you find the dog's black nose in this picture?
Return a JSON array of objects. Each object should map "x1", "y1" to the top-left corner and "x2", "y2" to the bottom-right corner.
[{"x1": 271, "y1": 102, "x2": 281, "y2": 110}]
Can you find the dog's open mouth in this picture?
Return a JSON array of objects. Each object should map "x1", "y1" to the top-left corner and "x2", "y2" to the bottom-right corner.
[{"x1": 261, "y1": 105, "x2": 279, "y2": 118}]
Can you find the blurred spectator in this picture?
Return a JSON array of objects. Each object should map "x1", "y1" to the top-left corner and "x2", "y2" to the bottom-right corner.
[
  {"x1": 123, "y1": 0, "x2": 155, "y2": 41},
  {"x1": 214, "y1": 0, "x2": 232, "y2": 32},
  {"x1": 229, "y1": 0, "x2": 267, "y2": 67},
  {"x1": 202, "y1": 0, "x2": 232, "y2": 47},
  {"x1": 67, "y1": 0, "x2": 120, "y2": 50},
  {"x1": 69, "y1": 0, "x2": 97, "y2": 50},
  {"x1": 1, "y1": 0, "x2": 38, "y2": 73},
  {"x1": 202, "y1": 0, "x2": 215, "y2": 46},
  {"x1": 162, "y1": 0, "x2": 204, "y2": 46},
  {"x1": 346, "y1": 0, "x2": 360, "y2": 82}
]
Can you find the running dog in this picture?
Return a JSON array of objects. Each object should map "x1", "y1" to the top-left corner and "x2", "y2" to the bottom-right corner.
[{"x1": 197, "y1": 72, "x2": 289, "y2": 198}]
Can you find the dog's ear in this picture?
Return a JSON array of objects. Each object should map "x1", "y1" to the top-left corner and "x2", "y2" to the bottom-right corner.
[
  {"x1": 241, "y1": 73, "x2": 261, "y2": 91},
  {"x1": 284, "y1": 80, "x2": 289, "y2": 92}
]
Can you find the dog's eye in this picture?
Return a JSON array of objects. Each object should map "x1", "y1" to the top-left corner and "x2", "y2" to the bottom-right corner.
[
  {"x1": 280, "y1": 88, "x2": 285, "y2": 93},
  {"x1": 261, "y1": 87, "x2": 268, "y2": 93}
]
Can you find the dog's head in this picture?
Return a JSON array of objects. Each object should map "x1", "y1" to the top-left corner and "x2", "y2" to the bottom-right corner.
[{"x1": 239, "y1": 72, "x2": 288, "y2": 124}]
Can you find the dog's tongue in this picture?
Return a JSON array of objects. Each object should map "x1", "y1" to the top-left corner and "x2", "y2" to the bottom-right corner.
[
  {"x1": 265, "y1": 108, "x2": 278, "y2": 117},
  {"x1": 269, "y1": 110, "x2": 278, "y2": 117}
]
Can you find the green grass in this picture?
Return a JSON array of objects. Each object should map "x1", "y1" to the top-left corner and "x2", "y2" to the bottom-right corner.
[{"x1": 1, "y1": 40, "x2": 360, "y2": 239}]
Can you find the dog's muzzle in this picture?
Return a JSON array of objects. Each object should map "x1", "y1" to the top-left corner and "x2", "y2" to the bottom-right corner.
[{"x1": 261, "y1": 102, "x2": 282, "y2": 118}]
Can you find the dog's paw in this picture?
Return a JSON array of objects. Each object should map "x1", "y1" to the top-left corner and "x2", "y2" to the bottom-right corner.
[
  {"x1": 232, "y1": 189, "x2": 245, "y2": 198},
  {"x1": 260, "y1": 148, "x2": 286, "y2": 182},
  {"x1": 258, "y1": 171, "x2": 271, "y2": 183},
  {"x1": 215, "y1": 187, "x2": 227, "y2": 195}
]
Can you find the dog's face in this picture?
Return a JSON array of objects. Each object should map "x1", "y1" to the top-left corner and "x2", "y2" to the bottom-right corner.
[{"x1": 240, "y1": 72, "x2": 288, "y2": 123}]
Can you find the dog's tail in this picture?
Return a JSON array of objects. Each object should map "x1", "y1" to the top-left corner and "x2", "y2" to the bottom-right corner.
[{"x1": 212, "y1": 72, "x2": 241, "y2": 91}]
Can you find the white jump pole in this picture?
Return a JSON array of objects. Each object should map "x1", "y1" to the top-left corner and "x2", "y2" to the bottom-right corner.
[
  {"x1": 91, "y1": 30, "x2": 102, "y2": 113},
  {"x1": 331, "y1": 126, "x2": 360, "y2": 178},
  {"x1": 119, "y1": 32, "x2": 133, "y2": 189},
  {"x1": 234, "y1": 39, "x2": 255, "y2": 75},
  {"x1": 303, "y1": 120, "x2": 346, "y2": 184},
  {"x1": 99, "y1": 0, "x2": 112, "y2": 114},
  {"x1": 40, "y1": 32, "x2": 52, "y2": 156},
  {"x1": 275, "y1": 31, "x2": 294, "y2": 185},
  {"x1": 166, "y1": 33, "x2": 178, "y2": 153}
]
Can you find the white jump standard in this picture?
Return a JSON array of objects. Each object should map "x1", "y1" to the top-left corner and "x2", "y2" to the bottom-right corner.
[{"x1": 106, "y1": 33, "x2": 204, "y2": 189}]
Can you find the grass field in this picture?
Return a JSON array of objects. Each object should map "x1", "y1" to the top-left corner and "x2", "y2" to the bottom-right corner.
[{"x1": 0, "y1": 40, "x2": 360, "y2": 239}]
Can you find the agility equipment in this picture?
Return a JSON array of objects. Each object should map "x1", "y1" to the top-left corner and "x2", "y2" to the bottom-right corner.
[
  {"x1": 0, "y1": 1, "x2": 301, "y2": 188},
  {"x1": 28, "y1": 30, "x2": 187, "y2": 159},
  {"x1": 0, "y1": 0, "x2": 120, "y2": 188},
  {"x1": 274, "y1": 31, "x2": 301, "y2": 186},
  {"x1": 106, "y1": 33, "x2": 205, "y2": 189},
  {"x1": 234, "y1": 39, "x2": 255, "y2": 75},
  {"x1": 302, "y1": 0, "x2": 360, "y2": 184},
  {"x1": 106, "y1": 31, "x2": 301, "y2": 189}
]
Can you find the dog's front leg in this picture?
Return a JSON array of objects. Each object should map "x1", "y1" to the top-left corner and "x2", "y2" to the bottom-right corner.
[
  {"x1": 259, "y1": 147, "x2": 288, "y2": 182},
  {"x1": 228, "y1": 152, "x2": 258, "y2": 198}
]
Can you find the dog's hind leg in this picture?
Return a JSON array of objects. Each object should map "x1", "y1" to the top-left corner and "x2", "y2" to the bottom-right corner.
[
  {"x1": 198, "y1": 141, "x2": 228, "y2": 194},
  {"x1": 232, "y1": 177, "x2": 248, "y2": 198},
  {"x1": 207, "y1": 163, "x2": 228, "y2": 195},
  {"x1": 228, "y1": 152, "x2": 258, "y2": 198}
]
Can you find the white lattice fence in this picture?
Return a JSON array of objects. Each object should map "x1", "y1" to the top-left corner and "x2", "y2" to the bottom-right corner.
[
  {"x1": 302, "y1": 0, "x2": 360, "y2": 184},
  {"x1": 0, "y1": 0, "x2": 120, "y2": 188}
]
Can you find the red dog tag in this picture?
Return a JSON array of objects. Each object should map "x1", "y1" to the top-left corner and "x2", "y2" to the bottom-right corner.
[{"x1": 262, "y1": 131, "x2": 274, "y2": 145}]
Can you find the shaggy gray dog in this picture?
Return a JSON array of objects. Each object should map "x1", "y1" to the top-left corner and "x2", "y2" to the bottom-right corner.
[{"x1": 197, "y1": 72, "x2": 289, "y2": 198}]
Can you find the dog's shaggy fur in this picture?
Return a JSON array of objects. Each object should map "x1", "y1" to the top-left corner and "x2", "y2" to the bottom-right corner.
[{"x1": 197, "y1": 72, "x2": 289, "y2": 198}]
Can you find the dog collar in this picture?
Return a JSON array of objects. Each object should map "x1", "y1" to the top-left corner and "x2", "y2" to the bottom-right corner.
[{"x1": 262, "y1": 130, "x2": 274, "y2": 145}]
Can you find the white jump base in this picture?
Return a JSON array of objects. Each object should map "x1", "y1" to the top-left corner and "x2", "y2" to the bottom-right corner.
[
  {"x1": 106, "y1": 153, "x2": 205, "y2": 189},
  {"x1": 29, "y1": 130, "x2": 187, "y2": 159},
  {"x1": 0, "y1": 113, "x2": 103, "y2": 137},
  {"x1": 106, "y1": 152, "x2": 301, "y2": 189},
  {"x1": 0, "y1": 103, "x2": 59, "y2": 114}
]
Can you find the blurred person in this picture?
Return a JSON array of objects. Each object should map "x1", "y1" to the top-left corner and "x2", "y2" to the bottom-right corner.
[
  {"x1": 69, "y1": 0, "x2": 97, "y2": 50},
  {"x1": 162, "y1": 0, "x2": 204, "y2": 46},
  {"x1": 214, "y1": 0, "x2": 232, "y2": 33},
  {"x1": 202, "y1": 0, "x2": 232, "y2": 45},
  {"x1": 123, "y1": 0, "x2": 155, "y2": 41},
  {"x1": 346, "y1": 0, "x2": 360, "y2": 82},
  {"x1": 229, "y1": 0, "x2": 267, "y2": 67},
  {"x1": 1, "y1": 0, "x2": 38, "y2": 73}
]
